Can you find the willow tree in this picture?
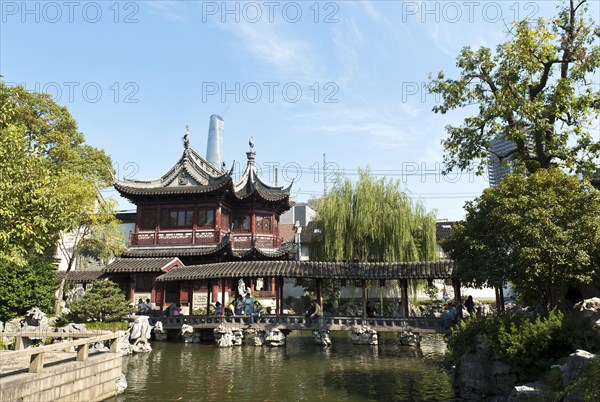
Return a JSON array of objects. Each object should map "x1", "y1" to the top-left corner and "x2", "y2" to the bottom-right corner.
[{"x1": 312, "y1": 169, "x2": 438, "y2": 262}]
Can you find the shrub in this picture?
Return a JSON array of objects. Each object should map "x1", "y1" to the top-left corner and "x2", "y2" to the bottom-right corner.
[
  {"x1": 0, "y1": 256, "x2": 57, "y2": 321},
  {"x1": 67, "y1": 280, "x2": 134, "y2": 322},
  {"x1": 447, "y1": 310, "x2": 600, "y2": 377}
]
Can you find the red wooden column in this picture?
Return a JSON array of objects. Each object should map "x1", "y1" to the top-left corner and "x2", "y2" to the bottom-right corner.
[
  {"x1": 159, "y1": 283, "x2": 166, "y2": 315},
  {"x1": 206, "y1": 280, "x2": 212, "y2": 315},
  {"x1": 220, "y1": 278, "x2": 226, "y2": 321},
  {"x1": 188, "y1": 285, "x2": 193, "y2": 316},
  {"x1": 275, "y1": 278, "x2": 280, "y2": 317},
  {"x1": 129, "y1": 274, "x2": 135, "y2": 302},
  {"x1": 401, "y1": 279, "x2": 409, "y2": 318},
  {"x1": 280, "y1": 278, "x2": 285, "y2": 315}
]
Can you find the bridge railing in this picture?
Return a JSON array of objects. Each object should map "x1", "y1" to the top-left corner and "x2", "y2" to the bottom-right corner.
[
  {"x1": 150, "y1": 315, "x2": 445, "y2": 332},
  {"x1": 0, "y1": 331, "x2": 120, "y2": 374}
]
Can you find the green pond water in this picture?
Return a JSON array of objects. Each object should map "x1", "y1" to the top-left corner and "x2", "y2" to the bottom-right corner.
[{"x1": 112, "y1": 332, "x2": 454, "y2": 402}]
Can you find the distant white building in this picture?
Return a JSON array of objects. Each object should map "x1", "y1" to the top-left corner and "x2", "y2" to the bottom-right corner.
[{"x1": 488, "y1": 135, "x2": 516, "y2": 187}]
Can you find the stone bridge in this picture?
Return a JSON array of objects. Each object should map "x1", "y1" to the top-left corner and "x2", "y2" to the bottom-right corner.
[{"x1": 150, "y1": 314, "x2": 446, "y2": 334}]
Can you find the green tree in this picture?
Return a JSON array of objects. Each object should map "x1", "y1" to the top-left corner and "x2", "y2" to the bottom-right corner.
[
  {"x1": 428, "y1": 0, "x2": 600, "y2": 176},
  {"x1": 312, "y1": 169, "x2": 438, "y2": 262},
  {"x1": 444, "y1": 169, "x2": 600, "y2": 310},
  {"x1": 54, "y1": 196, "x2": 125, "y2": 312},
  {"x1": 67, "y1": 280, "x2": 134, "y2": 322},
  {"x1": 0, "y1": 256, "x2": 57, "y2": 321},
  {"x1": 0, "y1": 81, "x2": 115, "y2": 314}
]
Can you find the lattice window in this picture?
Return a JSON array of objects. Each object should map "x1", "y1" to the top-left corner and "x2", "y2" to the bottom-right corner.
[
  {"x1": 256, "y1": 214, "x2": 272, "y2": 233},
  {"x1": 160, "y1": 209, "x2": 194, "y2": 229}
]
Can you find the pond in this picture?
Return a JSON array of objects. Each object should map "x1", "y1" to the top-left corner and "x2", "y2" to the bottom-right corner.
[{"x1": 112, "y1": 331, "x2": 454, "y2": 401}]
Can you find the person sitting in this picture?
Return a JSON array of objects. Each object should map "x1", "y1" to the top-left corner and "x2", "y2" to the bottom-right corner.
[
  {"x1": 235, "y1": 295, "x2": 244, "y2": 316},
  {"x1": 137, "y1": 298, "x2": 146, "y2": 315},
  {"x1": 145, "y1": 298, "x2": 153, "y2": 316},
  {"x1": 172, "y1": 302, "x2": 182, "y2": 317},
  {"x1": 214, "y1": 301, "x2": 223, "y2": 316},
  {"x1": 442, "y1": 302, "x2": 457, "y2": 330},
  {"x1": 366, "y1": 301, "x2": 377, "y2": 318},
  {"x1": 225, "y1": 301, "x2": 235, "y2": 317}
]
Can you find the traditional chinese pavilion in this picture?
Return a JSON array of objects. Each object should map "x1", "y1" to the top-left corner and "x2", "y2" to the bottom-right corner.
[{"x1": 104, "y1": 119, "x2": 293, "y2": 313}]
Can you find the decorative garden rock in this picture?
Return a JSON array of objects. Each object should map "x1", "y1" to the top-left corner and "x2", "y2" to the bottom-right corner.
[
  {"x1": 313, "y1": 330, "x2": 332, "y2": 346},
  {"x1": 350, "y1": 325, "x2": 378, "y2": 345},
  {"x1": 574, "y1": 298, "x2": 600, "y2": 321},
  {"x1": 116, "y1": 373, "x2": 128, "y2": 395},
  {"x1": 562, "y1": 349, "x2": 595, "y2": 388},
  {"x1": 180, "y1": 324, "x2": 200, "y2": 343},
  {"x1": 153, "y1": 321, "x2": 168, "y2": 341},
  {"x1": 214, "y1": 324, "x2": 243, "y2": 347},
  {"x1": 398, "y1": 331, "x2": 421, "y2": 347},
  {"x1": 506, "y1": 382, "x2": 559, "y2": 402},
  {"x1": 264, "y1": 329, "x2": 285, "y2": 347}
]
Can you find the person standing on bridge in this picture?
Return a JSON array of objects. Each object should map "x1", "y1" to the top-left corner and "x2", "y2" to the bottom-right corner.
[
  {"x1": 243, "y1": 293, "x2": 255, "y2": 324},
  {"x1": 306, "y1": 300, "x2": 322, "y2": 328}
]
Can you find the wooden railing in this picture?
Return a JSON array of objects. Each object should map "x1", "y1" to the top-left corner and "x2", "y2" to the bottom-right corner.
[
  {"x1": 130, "y1": 231, "x2": 282, "y2": 248},
  {"x1": 0, "y1": 331, "x2": 120, "y2": 374},
  {"x1": 150, "y1": 315, "x2": 445, "y2": 333}
]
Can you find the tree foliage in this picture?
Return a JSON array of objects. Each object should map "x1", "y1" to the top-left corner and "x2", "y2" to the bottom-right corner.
[
  {"x1": 444, "y1": 169, "x2": 600, "y2": 310},
  {"x1": 312, "y1": 169, "x2": 438, "y2": 262},
  {"x1": 0, "y1": 257, "x2": 57, "y2": 321},
  {"x1": 429, "y1": 0, "x2": 600, "y2": 175},
  {"x1": 0, "y1": 81, "x2": 114, "y2": 267},
  {"x1": 67, "y1": 280, "x2": 134, "y2": 322}
]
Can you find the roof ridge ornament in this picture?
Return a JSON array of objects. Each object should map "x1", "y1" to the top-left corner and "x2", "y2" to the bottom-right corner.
[
  {"x1": 182, "y1": 125, "x2": 190, "y2": 149},
  {"x1": 246, "y1": 136, "x2": 256, "y2": 165}
]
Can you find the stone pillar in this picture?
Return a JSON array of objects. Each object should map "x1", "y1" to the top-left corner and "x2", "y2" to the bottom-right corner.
[
  {"x1": 264, "y1": 329, "x2": 285, "y2": 347},
  {"x1": 398, "y1": 331, "x2": 421, "y2": 347},
  {"x1": 153, "y1": 321, "x2": 168, "y2": 341},
  {"x1": 312, "y1": 330, "x2": 332, "y2": 347},
  {"x1": 180, "y1": 324, "x2": 200, "y2": 343},
  {"x1": 350, "y1": 325, "x2": 378, "y2": 345}
]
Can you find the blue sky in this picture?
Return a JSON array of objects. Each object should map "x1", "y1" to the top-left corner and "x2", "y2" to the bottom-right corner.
[{"x1": 2, "y1": 1, "x2": 598, "y2": 220}]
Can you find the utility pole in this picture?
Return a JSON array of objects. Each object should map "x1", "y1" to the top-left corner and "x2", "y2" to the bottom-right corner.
[{"x1": 323, "y1": 153, "x2": 327, "y2": 196}]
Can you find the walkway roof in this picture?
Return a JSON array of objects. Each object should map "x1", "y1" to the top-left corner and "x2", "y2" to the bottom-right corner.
[{"x1": 155, "y1": 260, "x2": 454, "y2": 282}]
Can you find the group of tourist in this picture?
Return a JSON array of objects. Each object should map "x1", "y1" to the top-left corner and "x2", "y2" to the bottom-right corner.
[
  {"x1": 214, "y1": 293, "x2": 263, "y2": 325},
  {"x1": 442, "y1": 295, "x2": 476, "y2": 329},
  {"x1": 137, "y1": 298, "x2": 153, "y2": 316}
]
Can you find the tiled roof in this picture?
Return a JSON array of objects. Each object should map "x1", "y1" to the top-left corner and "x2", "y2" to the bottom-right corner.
[
  {"x1": 104, "y1": 257, "x2": 183, "y2": 273},
  {"x1": 436, "y1": 221, "x2": 456, "y2": 242},
  {"x1": 121, "y1": 243, "x2": 228, "y2": 258},
  {"x1": 56, "y1": 270, "x2": 104, "y2": 284},
  {"x1": 113, "y1": 146, "x2": 292, "y2": 208},
  {"x1": 156, "y1": 260, "x2": 454, "y2": 282},
  {"x1": 279, "y1": 224, "x2": 296, "y2": 242}
]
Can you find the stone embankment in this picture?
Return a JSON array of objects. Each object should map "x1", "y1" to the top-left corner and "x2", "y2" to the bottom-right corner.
[{"x1": 0, "y1": 308, "x2": 156, "y2": 402}]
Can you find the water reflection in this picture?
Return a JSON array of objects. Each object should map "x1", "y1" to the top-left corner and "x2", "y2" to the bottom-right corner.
[{"x1": 113, "y1": 332, "x2": 453, "y2": 402}]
